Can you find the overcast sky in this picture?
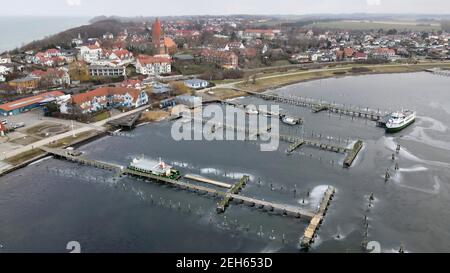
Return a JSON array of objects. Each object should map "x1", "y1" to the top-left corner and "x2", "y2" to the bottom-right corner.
[{"x1": 3, "y1": 0, "x2": 450, "y2": 17}]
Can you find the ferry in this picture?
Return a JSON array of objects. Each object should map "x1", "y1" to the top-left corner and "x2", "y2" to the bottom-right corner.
[
  {"x1": 128, "y1": 157, "x2": 181, "y2": 180},
  {"x1": 385, "y1": 110, "x2": 416, "y2": 133}
]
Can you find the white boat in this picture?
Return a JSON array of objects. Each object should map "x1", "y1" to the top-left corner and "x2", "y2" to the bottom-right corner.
[
  {"x1": 385, "y1": 110, "x2": 416, "y2": 133},
  {"x1": 245, "y1": 106, "x2": 259, "y2": 115},
  {"x1": 282, "y1": 116, "x2": 298, "y2": 125}
]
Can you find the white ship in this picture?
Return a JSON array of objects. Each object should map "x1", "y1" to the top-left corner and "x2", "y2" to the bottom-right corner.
[{"x1": 385, "y1": 110, "x2": 416, "y2": 133}]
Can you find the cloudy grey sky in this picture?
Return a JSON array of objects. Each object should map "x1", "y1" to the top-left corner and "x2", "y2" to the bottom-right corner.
[{"x1": 3, "y1": 0, "x2": 450, "y2": 16}]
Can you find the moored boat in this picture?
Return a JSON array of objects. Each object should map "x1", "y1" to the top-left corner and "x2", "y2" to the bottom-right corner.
[{"x1": 385, "y1": 110, "x2": 416, "y2": 133}]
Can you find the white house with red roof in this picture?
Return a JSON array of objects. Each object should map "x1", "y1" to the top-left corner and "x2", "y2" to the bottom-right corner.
[
  {"x1": 61, "y1": 87, "x2": 148, "y2": 114},
  {"x1": 30, "y1": 68, "x2": 71, "y2": 86},
  {"x1": 78, "y1": 45, "x2": 103, "y2": 63},
  {"x1": 135, "y1": 55, "x2": 172, "y2": 76}
]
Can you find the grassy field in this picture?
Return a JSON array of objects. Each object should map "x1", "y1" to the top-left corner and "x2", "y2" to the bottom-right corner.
[
  {"x1": 5, "y1": 149, "x2": 45, "y2": 166},
  {"x1": 235, "y1": 62, "x2": 450, "y2": 94},
  {"x1": 308, "y1": 20, "x2": 441, "y2": 32},
  {"x1": 201, "y1": 88, "x2": 247, "y2": 101}
]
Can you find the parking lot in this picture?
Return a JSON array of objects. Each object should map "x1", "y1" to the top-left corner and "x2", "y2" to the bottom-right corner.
[{"x1": 0, "y1": 108, "x2": 85, "y2": 159}]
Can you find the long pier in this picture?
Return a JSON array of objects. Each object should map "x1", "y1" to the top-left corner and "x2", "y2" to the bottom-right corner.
[
  {"x1": 124, "y1": 168, "x2": 223, "y2": 196},
  {"x1": 41, "y1": 147, "x2": 123, "y2": 172},
  {"x1": 237, "y1": 89, "x2": 388, "y2": 121},
  {"x1": 42, "y1": 147, "x2": 324, "y2": 219}
]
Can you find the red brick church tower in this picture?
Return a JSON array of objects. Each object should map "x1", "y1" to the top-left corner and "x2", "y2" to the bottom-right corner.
[{"x1": 152, "y1": 18, "x2": 166, "y2": 55}]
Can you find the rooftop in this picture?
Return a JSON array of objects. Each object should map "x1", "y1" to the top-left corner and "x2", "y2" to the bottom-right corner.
[{"x1": 0, "y1": 91, "x2": 65, "y2": 112}]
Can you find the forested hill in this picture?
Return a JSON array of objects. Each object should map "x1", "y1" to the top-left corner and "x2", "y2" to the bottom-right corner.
[{"x1": 19, "y1": 19, "x2": 132, "y2": 52}]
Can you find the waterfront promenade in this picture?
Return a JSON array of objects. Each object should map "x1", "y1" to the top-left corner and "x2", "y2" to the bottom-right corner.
[{"x1": 0, "y1": 105, "x2": 150, "y2": 172}]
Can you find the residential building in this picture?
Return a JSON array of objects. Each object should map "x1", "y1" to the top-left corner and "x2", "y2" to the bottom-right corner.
[
  {"x1": 353, "y1": 52, "x2": 368, "y2": 60},
  {"x1": 242, "y1": 29, "x2": 277, "y2": 40},
  {"x1": 88, "y1": 65, "x2": 126, "y2": 77},
  {"x1": 0, "y1": 64, "x2": 14, "y2": 75},
  {"x1": 78, "y1": 45, "x2": 103, "y2": 63},
  {"x1": 184, "y1": 79, "x2": 209, "y2": 89},
  {"x1": 198, "y1": 49, "x2": 238, "y2": 69},
  {"x1": 62, "y1": 87, "x2": 148, "y2": 114},
  {"x1": 30, "y1": 68, "x2": 71, "y2": 86},
  {"x1": 371, "y1": 48, "x2": 396, "y2": 60},
  {"x1": 0, "y1": 55, "x2": 11, "y2": 64},
  {"x1": 135, "y1": 55, "x2": 172, "y2": 76},
  {"x1": 8, "y1": 76, "x2": 40, "y2": 93}
]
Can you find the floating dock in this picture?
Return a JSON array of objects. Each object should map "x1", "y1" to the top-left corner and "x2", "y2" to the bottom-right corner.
[
  {"x1": 301, "y1": 186, "x2": 335, "y2": 249},
  {"x1": 343, "y1": 140, "x2": 363, "y2": 168}
]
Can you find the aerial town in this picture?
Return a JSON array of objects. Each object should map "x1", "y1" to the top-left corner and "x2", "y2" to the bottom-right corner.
[
  {"x1": 1, "y1": 11, "x2": 450, "y2": 256},
  {"x1": 1, "y1": 17, "x2": 449, "y2": 137}
]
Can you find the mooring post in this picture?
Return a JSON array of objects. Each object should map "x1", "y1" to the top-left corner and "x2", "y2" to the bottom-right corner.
[{"x1": 385, "y1": 169, "x2": 391, "y2": 182}]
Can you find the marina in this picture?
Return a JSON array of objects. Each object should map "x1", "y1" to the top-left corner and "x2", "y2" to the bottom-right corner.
[
  {"x1": 39, "y1": 146, "x2": 336, "y2": 248},
  {"x1": 2, "y1": 72, "x2": 450, "y2": 253}
]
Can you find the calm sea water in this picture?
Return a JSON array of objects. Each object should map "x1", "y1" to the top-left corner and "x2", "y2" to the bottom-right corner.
[
  {"x1": 0, "y1": 72, "x2": 449, "y2": 253},
  {"x1": 0, "y1": 17, "x2": 90, "y2": 52}
]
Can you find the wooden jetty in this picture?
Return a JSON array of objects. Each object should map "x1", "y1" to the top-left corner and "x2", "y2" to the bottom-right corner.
[
  {"x1": 238, "y1": 89, "x2": 388, "y2": 121},
  {"x1": 279, "y1": 134, "x2": 350, "y2": 154},
  {"x1": 217, "y1": 175, "x2": 249, "y2": 213},
  {"x1": 343, "y1": 140, "x2": 363, "y2": 168},
  {"x1": 123, "y1": 168, "x2": 224, "y2": 196},
  {"x1": 43, "y1": 146, "x2": 337, "y2": 247},
  {"x1": 287, "y1": 140, "x2": 305, "y2": 154},
  {"x1": 41, "y1": 147, "x2": 123, "y2": 172},
  {"x1": 107, "y1": 112, "x2": 142, "y2": 129},
  {"x1": 230, "y1": 194, "x2": 316, "y2": 219},
  {"x1": 301, "y1": 186, "x2": 336, "y2": 249},
  {"x1": 184, "y1": 174, "x2": 233, "y2": 189}
]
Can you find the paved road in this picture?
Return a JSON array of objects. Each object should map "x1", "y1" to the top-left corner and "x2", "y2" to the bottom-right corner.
[{"x1": 1, "y1": 105, "x2": 150, "y2": 161}]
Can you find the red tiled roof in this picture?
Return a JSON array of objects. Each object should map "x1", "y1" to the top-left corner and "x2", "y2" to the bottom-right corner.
[
  {"x1": 0, "y1": 91, "x2": 65, "y2": 112},
  {"x1": 343, "y1": 48, "x2": 354, "y2": 57},
  {"x1": 137, "y1": 54, "x2": 171, "y2": 65},
  {"x1": 71, "y1": 87, "x2": 140, "y2": 105},
  {"x1": 354, "y1": 52, "x2": 367, "y2": 58}
]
